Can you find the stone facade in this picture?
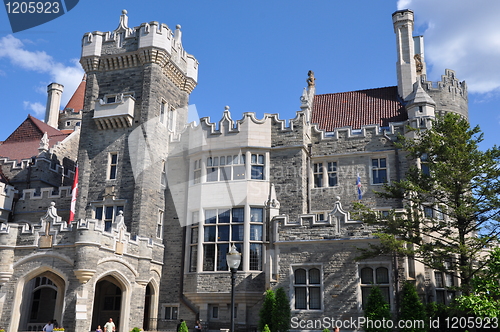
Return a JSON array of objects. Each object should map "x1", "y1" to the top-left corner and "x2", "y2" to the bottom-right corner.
[{"x1": 0, "y1": 8, "x2": 468, "y2": 332}]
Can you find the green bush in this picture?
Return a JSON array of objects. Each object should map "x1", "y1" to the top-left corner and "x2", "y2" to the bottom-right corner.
[
  {"x1": 262, "y1": 324, "x2": 271, "y2": 332},
  {"x1": 259, "y1": 290, "x2": 276, "y2": 331},
  {"x1": 178, "y1": 321, "x2": 188, "y2": 332},
  {"x1": 272, "y1": 288, "x2": 291, "y2": 332},
  {"x1": 364, "y1": 286, "x2": 392, "y2": 332},
  {"x1": 399, "y1": 282, "x2": 427, "y2": 331}
]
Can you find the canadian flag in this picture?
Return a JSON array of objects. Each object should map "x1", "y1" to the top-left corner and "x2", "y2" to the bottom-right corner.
[{"x1": 69, "y1": 165, "x2": 78, "y2": 224}]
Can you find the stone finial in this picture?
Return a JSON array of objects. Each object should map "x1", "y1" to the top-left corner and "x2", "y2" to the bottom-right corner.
[
  {"x1": 39, "y1": 132, "x2": 49, "y2": 153},
  {"x1": 117, "y1": 9, "x2": 129, "y2": 31},
  {"x1": 174, "y1": 24, "x2": 182, "y2": 44},
  {"x1": 265, "y1": 183, "x2": 281, "y2": 209},
  {"x1": 224, "y1": 105, "x2": 230, "y2": 112}
]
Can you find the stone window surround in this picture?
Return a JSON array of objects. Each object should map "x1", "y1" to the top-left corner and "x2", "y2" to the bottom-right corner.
[
  {"x1": 92, "y1": 200, "x2": 126, "y2": 232},
  {"x1": 370, "y1": 155, "x2": 389, "y2": 185},
  {"x1": 157, "y1": 209, "x2": 164, "y2": 239},
  {"x1": 290, "y1": 264, "x2": 324, "y2": 312},
  {"x1": 162, "y1": 304, "x2": 179, "y2": 320},
  {"x1": 432, "y1": 269, "x2": 456, "y2": 305},
  {"x1": 358, "y1": 263, "x2": 392, "y2": 311},
  {"x1": 312, "y1": 160, "x2": 338, "y2": 188},
  {"x1": 190, "y1": 150, "x2": 270, "y2": 184},
  {"x1": 107, "y1": 152, "x2": 119, "y2": 180},
  {"x1": 101, "y1": 91, "x2": 135, "y2": 105}
]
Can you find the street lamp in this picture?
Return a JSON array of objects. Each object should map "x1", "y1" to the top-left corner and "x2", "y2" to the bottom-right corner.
[{"x1": 227, "y1": 244, "x2": 241, "y2": 332}]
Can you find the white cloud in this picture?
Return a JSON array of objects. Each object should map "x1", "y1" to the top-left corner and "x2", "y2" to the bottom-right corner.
[
  {"x1": 23, "y1": 101, "x2": 46, "y2": 117},
  {"x1": 397, "y1": 0, "x2": 500, "y2": 94},
  {"x1": 0, "y1": 35, "x2": 84, "y2": 106}
]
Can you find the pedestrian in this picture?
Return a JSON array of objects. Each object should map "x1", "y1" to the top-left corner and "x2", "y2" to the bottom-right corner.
[
  {"x1": 43, "y1": 320, "x2": 54, "y2": 332},
  {"x1": 177, "y1": 319, "x2": 184, "y2": 332},
  {"x1": 104, "y1": 318, "x2": 115, "y2": 332},
  {"x1": 52, "y1": 319, "x2": 59, "y2": 328},
  {"x1": 96, "y1": 325, "x2": 103, "y2": 332},
  {"x1": 334, "y1": 327, "x2": 340, "y2": 332},
  {"x1": 194, "y1": 320, "x2": 202, "y2": 332}
]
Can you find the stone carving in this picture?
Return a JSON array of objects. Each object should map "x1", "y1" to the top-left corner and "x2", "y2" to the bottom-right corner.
[
  {"x1": 307, "y1": 70, "x2": 316, "y2": 87},
  {"x1": 414, "y1": 54, "x2": 423, "y2": 75},
  {"x1": 39, "y1": 132, "x2": 49, "y2": 152}
]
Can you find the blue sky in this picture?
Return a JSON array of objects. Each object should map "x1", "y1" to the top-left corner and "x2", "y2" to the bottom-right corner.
[{"x1": 0, "y1": 0, "x2": 499, "y2": 149}]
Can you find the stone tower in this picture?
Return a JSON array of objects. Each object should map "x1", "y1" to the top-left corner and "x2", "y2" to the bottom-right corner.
[{"x1": 77, "y1": 10, "x2": 198, "y2": 236}]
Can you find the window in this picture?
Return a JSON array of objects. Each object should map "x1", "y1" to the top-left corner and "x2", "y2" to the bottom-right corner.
[
  {"x1": 193, "y1": 159, "x2": 201, "y2": 184},
  {"x1": 189, "y1": 211, "x2": 199, "y2": 272},
  {"x1": 251, "y1": 154, "x2": 265, "y2": 180},
  {"x1": 434, "y1": 266, "x2": 455, "y2": 304},
  {"x1": 371, "y1": 158, "x2": 387, "y2": 184},
  {"x1": 203, "y1": 208, "x2": 244, "y2": 271},
  {"x1": 168, "y1": 107, "x2": 176, "y2": 132},
  {"x1": 157, "y1": 210, "x2": 164, "y2": 239},
  {"x1": 293, "y1": 267, "x2": 322, "y2": 310},
  {"x1": 315, "y1": 212, "x2": 327, "y2": 223},
  {"x1": 163, "y1": 305, "x2": 178, "y2": 320},
  {"x1": 420, "y1": 153, "x2": 430, "y2": 176},
  {"x1": 106, "y1": 96, "x2": 116, "y2": 103},
  {"x1": 160, "y1": 101, "x2": 166, "y2": 124},
  {"x1": 108, "y1": 153, "x2": 118, "y2": 180},
  {"x1": 206, "y1": 154, "x2": 246, "y2": 182},
  {"x1": 313, "y1": 162, "x2": 338, "y2": 188},
  {"x1": 201, "y1": 207, "x2": 264, "y2": 272},
  {"x1": 161, "y1": 160, "x2": 167, "y2": 187},
  {"x1": 212, "y1": 306, "x2": 219, "y2": 319},
  {"x1": 95, "y1": 205, "x2": 124, "y2": 232},
  {"x1": 360, "y1": 267, "x2": 390, "y2": 309}
]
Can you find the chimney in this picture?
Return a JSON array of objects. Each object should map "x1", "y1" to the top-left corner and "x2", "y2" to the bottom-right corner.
[{"x1": 45, "y1": 83, "x2": 64, "y2": 128}]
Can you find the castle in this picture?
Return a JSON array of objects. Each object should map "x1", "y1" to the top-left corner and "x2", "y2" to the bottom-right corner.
[{"x1": 0, "y1": 9, "x2": 468, "y2": 332}]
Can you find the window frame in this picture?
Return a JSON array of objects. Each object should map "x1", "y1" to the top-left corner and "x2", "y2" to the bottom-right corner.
[
  {"x1": 162, "y1": 304, "x2": 179, "y2": 321},
  {"x1": 371, "y1": 157, "x2": 388, "y2": 185},
  {"x1": 312, "y1": 161, "x2": 338, "y2": 188},
  {"x1": 93, "y1": 204, "x2": 125, "y2": 232},
  {"x1": 359, "y1": 265, "x2": 391, "y2": 310},
  {"x1": 291, "y1": 265, "x2": 323, "y2": 312},
  {"x1": 108, "y1": 152, "x2": 118, "y2": 180}
]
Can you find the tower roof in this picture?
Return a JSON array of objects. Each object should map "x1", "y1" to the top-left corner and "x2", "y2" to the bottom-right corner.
[
  {"x1": 311, "y1": 86, "x2": 407, "y2": 131},
  {"x1": 0, "y1": 115, "x2": 70, "y2": 162},
  {"x1": 63, "y1": 75, "x2": 86, "y2": 112}
]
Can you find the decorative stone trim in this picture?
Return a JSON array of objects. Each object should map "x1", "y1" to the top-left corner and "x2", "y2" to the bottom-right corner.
[{"x1": 74, "y1": 269, "x2": 96, "y2": 284}]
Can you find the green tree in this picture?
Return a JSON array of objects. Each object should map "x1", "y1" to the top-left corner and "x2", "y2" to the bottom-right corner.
[
  {"x1": 272, "y1": 287, "x2": 291, "y2": 332},
  {"x1": 456, "y1": 247, "x2": 500, "y2": 318},
  {"x1": 259, "y1": 289, "x2": 275, "y2": 331},
  {"x1": 399, "y1": 282, "x2": 427, "y2": 332},
  {"x1": 364, "y1": 286, "x2": 392, "y2": 332},
  {"x1": 355, "y1": 113, "x2": 500, "y2": 294},
  {"x1": 262, "y1": 324, "x2": 271, "y2": 332}
]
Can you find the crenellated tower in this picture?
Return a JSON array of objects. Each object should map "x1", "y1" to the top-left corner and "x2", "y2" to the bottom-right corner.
[{"x1": 76, "y1": 9, "x2": 198, "y2": 239}]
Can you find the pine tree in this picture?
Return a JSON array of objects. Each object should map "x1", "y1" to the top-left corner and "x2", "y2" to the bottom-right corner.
[
  {"x1": 364, "y1": 286, "x2": 392, "y2": 332},
  {"x1": 272, "y1": 287, "x2": 291, "y2": 332},
  {"x1": 262, "y1": 324, "x2": 271, "y2": 332},
  {"x1": 258, "y1": 289, "x2": 275, "y2": 331},
  {"x1": 399, "y1": 282, "x2": 427, "y2": 332},
  {"x1": 355, "y1": 113, "x2": 500, "y2": 294}
]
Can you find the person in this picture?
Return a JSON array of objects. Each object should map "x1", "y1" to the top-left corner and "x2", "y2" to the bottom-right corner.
[
  {"x1": 176, "y1": 319, "x2": 184, "y2": 332},
  {"x1": 194, "y1": 320, "x2": 202, "y2": 332},
  {"x1": 96, "y1": 325, "x2": 103, "y2": 332},
  {"x1": 52, "y1": 319, "x2": 59, "y2": 328},
  {"x1": 43, "y1": 320, "x2": 54, "y2": 332},
  {"x1": 334, "y1": 327, "x2": 340, "y2": 332},
  {"x1": 104, "y1": 318, "x2": 115, "y2": 332}
]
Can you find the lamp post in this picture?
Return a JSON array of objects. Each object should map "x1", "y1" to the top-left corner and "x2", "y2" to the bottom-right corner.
[{"x1": 226, "y1": 244, "x2": 241, "y2": 332}]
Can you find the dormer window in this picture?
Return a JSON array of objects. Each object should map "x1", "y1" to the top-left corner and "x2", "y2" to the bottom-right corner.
[{"x1": 107, "y1": 96, "x2": 116, "y2": 103}]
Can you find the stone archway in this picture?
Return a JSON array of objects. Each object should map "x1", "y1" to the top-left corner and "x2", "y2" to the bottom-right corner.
[
  {"x1": 12, "y1": 269, "x2": 66, "y2": 332},
  {"x1": 91, "y1": 276, "x2": 124, "y2": 331}
]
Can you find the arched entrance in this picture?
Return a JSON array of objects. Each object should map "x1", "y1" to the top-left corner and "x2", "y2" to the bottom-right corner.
[
  {"x1": 91, "y1": 276, "x2": 123, "y2": 331},
  {"x1": 143, "y1": 284, "x2": 152, "y2": 330},
  {"x1": 18, "y1": 272, "x2": 65, "y2": 332}
]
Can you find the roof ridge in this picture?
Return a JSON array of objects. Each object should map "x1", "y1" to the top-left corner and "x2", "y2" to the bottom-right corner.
[{"x1": 316, "y1": 86, "x2": 398, "y2": 96}]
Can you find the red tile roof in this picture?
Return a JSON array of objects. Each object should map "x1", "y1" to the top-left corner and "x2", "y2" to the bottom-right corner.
[
  {"x1": 311, "y1": 86, "x2": 407, "y2": 131},
  {"x1": 64, "y1": 75, "x2": 86, "y2": 112},
  {"x1": 0, "y1": 115, "x2": 69, "y2": 162}
]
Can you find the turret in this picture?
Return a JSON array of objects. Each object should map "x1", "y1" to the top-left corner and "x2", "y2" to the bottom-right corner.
[
  {"x1": 45, "y1": 83, "x2": 64, "y2": 128},
  {"x1": 393, "y1": 9, "x2": 426, "y2": 100}
]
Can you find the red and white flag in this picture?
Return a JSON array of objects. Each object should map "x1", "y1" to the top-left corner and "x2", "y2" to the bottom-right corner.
[{"x1": 69, "y1": 164, "x2": 78, "y2": 224}]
